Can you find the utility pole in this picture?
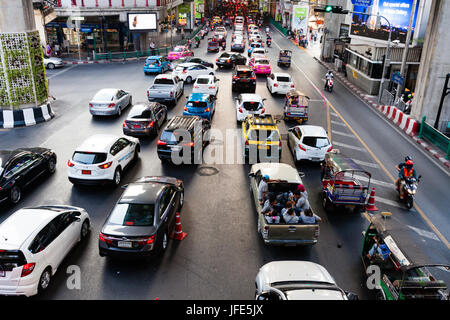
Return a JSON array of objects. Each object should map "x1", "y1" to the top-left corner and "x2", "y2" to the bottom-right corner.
[
  {"x1": 395, "y1": 0, "x2": 418, "y2": 102},
  {"x1": 434, "y1": 73, "x2": 450, "y2": 130}
]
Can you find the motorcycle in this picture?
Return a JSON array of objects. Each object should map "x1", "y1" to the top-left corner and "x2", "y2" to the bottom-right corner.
[
  {"x1": 195, "y1": 39, "x2": 200, "y2": 48},
  {"x1": 397, "y1": 176, "x2": 421, "y2": 209},
  {"x1": 266, "y1": 38, "x2": 272, "y2": 47},
  {"x1": 325, "y1": 78, "x2": 334, "y2": 92}
]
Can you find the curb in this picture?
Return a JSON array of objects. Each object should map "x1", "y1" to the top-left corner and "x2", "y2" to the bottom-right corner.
[
  {"x1": 62, "y1": 56, "x2": 148, "y2": 65},
  {"x1": 0, "y1": 102, "x2": 55, "y2": 129},
  {"x1": 314, "y1": 57, "x2": 450, "y2": 169}
]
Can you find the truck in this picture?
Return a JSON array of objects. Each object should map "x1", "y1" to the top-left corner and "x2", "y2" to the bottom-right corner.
[
  {"x1": 248, "y1": 163, "x2": 320, "y2": 246},
  {"x1": 147, "y1": 74, "x2": 184, "y2": 106}
]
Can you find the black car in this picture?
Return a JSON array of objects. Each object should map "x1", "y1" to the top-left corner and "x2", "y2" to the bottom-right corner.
[
  {"x1": 0, "y1": 148, "x2": 57, "y2": 204},
  {"x1": 207, "y1": 38, "x2": 220, "y2": 53},
  {"x1": 98, "y1": 176, "x2": 184, "y2": 258},
  {"x1": 231, "y1": 40, "x2": 245, "y2": 52},
  {"x1": 157, "y1": 115, "x2": 211, "y2": 164},
  {"x1": 176, "y1": 57, "x2": 214, "y2": 69},
  {"x1": 232, "y1": 65, "x2": 257, "y2": 93},
  {"x1": 123, "y1": 102, "x2": 168, "y2": 137},
  {"x1": 216, "y1": 52, "x2": 247, "y2": 69}
]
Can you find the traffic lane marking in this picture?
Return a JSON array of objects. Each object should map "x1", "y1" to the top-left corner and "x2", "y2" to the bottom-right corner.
[
  {"x1": 352, "y1": 174, "x2": 394, "y2": 188},
  {"x1": 273, "y1": 37, "x2": 450, "y2": 249},
  {"x1": 331, "y1": 120, "x2": 347, "y2": 127},
  {"x1": 47, "y1": 65, "x2": 77, "y2": 79},
  {"x1": 332, "y1": 141, "x2": 367, "y2": 152},
  {"x1": 332, "y1": 130, "x2": 357, "y2": 138},
  {"x1": 351, "y1": 159, "x2": 380, "y2": 169}
]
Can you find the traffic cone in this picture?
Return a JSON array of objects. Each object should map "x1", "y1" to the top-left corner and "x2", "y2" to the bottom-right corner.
[
  {"x1": 170, "y1": 212, "x2": 188, "y2": 241},
  {"x1": 366, "y1": 188, "x2": 378, "y2": 212}
]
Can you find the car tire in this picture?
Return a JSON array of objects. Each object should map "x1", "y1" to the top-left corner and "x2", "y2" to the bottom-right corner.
[
  {"x1": 116, "y1": 107, "x2": 122, "y2": 117},
  {"x1": 80, "y1": 219, "x2": 90, "y2": 241},
  {"x1": 48, "y1": 157, "x2": 57, "y2": 174},
  {"x1": 186, "y1": 76, "x2": 192, "y2": 84},
  {"x1": 112, "y1": 168, "x2": 121, "y2": 186},
  {"x1": 38, "y1": 267, "x2": 52, "y2": 294},
  {"x1": 179, "y1": 191, "x2": 184, "y2": 207},
  {"x1": 47, "y1": 63, "x2": 55, "y2": 70},
  {"x1": 128, "y1": 96, "x2": 132, "y2": 107},
  {"x1": 9, "y1": 185, "x2": 21, "y2": 204}
]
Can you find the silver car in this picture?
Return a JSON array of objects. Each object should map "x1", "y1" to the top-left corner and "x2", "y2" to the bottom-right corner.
[{"x1": 89, "y1": 88, "x2": 132, "y2": 117}]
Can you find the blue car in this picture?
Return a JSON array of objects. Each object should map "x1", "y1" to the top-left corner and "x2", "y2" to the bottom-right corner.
[
  {"x1": 183, "y1": 93, "x2": 216, "y2": 121},
  {"x1": 144, "y1": 56, "x2": 171, "y2": 74}
]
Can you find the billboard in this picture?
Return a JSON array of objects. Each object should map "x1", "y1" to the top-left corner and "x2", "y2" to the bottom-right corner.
[
  {"x1": 127, "y1": 13, "x2": 157, "y2": 31},
  {"x1": 291, "y1": 4, "x2": 309, "y2": 34},
  {"x1": 351, "y1": 0, "x2": 420, "y2": 43}
]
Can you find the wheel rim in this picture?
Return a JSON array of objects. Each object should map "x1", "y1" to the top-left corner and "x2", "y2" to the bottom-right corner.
[
  {"x1": 81, "y1": 221, "x2": 89, "y2": 238},
  {"x1": 162, "y1": 233, "x2": 168, "y2": 249},
  {"x1": 180, "y1": 192, "x2": 184, "y2": 206},
  {"x1": 10, "y1": 186, "x2": 20, "y2": 204},
  {"x1": 40, "y1": 271, "x2": 51, "y2": 290},
  {"x1": 117, "y1": 108, "x2": 121, "y2": 116},
  {"x1": 48, "y1": 159, "x2": 56, "y2": 173},
  {"x1": 114, "y1": 170, "x2": 121, "y2": 185},
  {"x1": 48, "y1": 63, "x2": 54, "y2": 69}
]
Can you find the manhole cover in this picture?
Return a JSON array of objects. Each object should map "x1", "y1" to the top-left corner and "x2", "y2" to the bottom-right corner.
[{"x1": 197, "y1": 166, "x2": 219, "y2": 176}]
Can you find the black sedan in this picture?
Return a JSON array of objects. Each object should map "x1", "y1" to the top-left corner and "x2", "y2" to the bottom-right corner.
[
  {"x1": 216, "y1": 52, "x2": 247, "y2": 69},
  {"x1": 0, "y1": 148, "x2": 57, "y2": 204},
  {"x1": 175, "y1": 57, "x2": 214, "y2": 69},
  {"x1": 98, "y1": 176, "x2": 184, "y2": 258},
  {"x1": 123, "y1": 102, "x2": 168, "y2": 137},
  {"x1": 231, "y1": 40, "x2": 245, "y2": 53}
]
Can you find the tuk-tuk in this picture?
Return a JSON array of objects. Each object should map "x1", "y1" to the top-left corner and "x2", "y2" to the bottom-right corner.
[
  {"x1": 278, "y1": 50, "x2": 292, "y2": 68},
  {"x1": 284, "y1": 90, "x2": 309, "y2": 123},
  {"x1": 321, "y1": 150, "x2": 371, "y2": 213},
  {"x1": 362, "y1": 213, "x2": 449, "y2": 300}
]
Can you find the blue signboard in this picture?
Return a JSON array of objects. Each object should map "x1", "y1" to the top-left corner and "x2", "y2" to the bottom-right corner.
[
  {"x1": 392, "y1": 72, "x2": 404, "y2": 85},
  {"x1": 351, "y1": 0, "x2": 373, "y2": 6}
]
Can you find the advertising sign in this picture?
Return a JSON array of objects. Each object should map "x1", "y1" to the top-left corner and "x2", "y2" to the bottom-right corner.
[
  {"x1": 127, "y1": 13, "x2": 157, "y2": 31},
  {"x1": 194, "y1": 0, "x2": 204, "y2": 19},
  {"x1": 178, "y1": 4, "x2": 190, "y2": 26},
  {"x1": 351, "y1": 0, "x2": 420, "y2": 43},
  {"x1": 291, "y1": 4, "x2": 309, "y2": 33}
]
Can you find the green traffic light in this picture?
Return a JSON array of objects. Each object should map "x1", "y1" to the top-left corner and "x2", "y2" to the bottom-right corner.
[{"x1": 325, "y1": 6, "x2": 333, "y2": 12}]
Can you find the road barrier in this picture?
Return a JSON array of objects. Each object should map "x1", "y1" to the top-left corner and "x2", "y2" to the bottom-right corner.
[
  {"x1": 270, "y1": 17, "x2": 288, "y2": 36},
  {"x1": 418, "y1": 116, "x2": 450, "y2": 160}
]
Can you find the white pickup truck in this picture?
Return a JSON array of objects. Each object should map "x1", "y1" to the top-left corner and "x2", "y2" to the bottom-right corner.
[
  {"x1": 147, "y1": 74, "x2": 184, "y2": 106},
  {"x1": 248, "y1": 163, "x2": 320, "y2": 246}
]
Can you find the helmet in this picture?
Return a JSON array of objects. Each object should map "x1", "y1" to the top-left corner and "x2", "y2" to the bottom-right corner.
[
  {"x1": 263, "y1": 175, "x2": 270, "y2": 180},
  {"x1": 405, "y1": 156, "x2": 412, "y2": 162},
  {"x1": 405, "y1": 160, "x2": 413, "y2": 168}
]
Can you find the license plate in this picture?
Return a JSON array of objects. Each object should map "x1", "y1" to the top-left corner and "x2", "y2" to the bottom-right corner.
[
  {"x1": 82, "y1": 170, "x2": 91, "y2": 175},
  {"x1": 171, "y1": 146, "x2": 182, "y2": 152},
  {"x1": 258, "y1": 145, "x2": 270, "y2": 150},
  {"x1": 118, "y1": 241, "x2": 132, "y2": 248},
  {"x1": 133, "y1": 125, "x2": 141, "y2": 129},
  {"x1": 311, "y1": 157, "x2": 321, "y2": 162},
  {"x1": 0, "y1": 270, "x2": 5, "y2": 277},
  {"x1": 242, "y1": 79, "x2": 248, "y2": 82}
]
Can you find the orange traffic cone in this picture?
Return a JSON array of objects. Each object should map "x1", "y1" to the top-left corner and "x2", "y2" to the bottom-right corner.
[
  {"x1": 170, "y1": 212, "x2": 188, "y2": 240},
  {"x1": 366, "y1": 188, "x2": 378, "y2": 212}
]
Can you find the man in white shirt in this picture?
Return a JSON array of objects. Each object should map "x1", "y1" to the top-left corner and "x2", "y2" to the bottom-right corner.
[{"x1": 258, "y1": 175, "x2": 270, "y2": 204}]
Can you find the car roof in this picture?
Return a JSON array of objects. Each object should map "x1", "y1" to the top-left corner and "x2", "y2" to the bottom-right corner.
[
  {"x1": 240, "y1": 94, "x2": 263, "y2": 102},
  {"x1": 251, "y1": 163, "x2": 301, "y2": 183},
  {"x1": 119, "y1": 182, "x2": 166, "y2": 204},
  {"x1": 0, "y1": 150, "x2": 22, "y2": 169},
  {"x1": 0, "y1": 208, "x2": 65, "y2": 248},
  {"x1": 94, "y1": 88, "x2": 118, "y2": 96},
  {"x1": 76, "y1": 134, "x2": 120, "y2": 153},
  {"x1": 259, "y1": 261, "x2": 337, "y2": 286},
  {"x1": 177, "y1": 62, "x2": 200, "y2": 68},
  {"x1": 273, "y1": 72, "x2": 291, "y2": 78},
  {"x1": 188, "y1": 93, "x2": 210, "y2": 102},
  {"x1": 298, "y1": 125, "x2": 328, "y2": 137},
  {"x1": 155, "y1": 74, "x2": 176, "y2": 79},
  {"x1": 196, "y1": 74, "x2": 214, "y2": 80},
  {"x1": 127, "y1": 103, "x2": 156, "y2": 118}
]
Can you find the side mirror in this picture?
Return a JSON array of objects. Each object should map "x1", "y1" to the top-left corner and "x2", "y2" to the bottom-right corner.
[
  {"x1": 298, "y1": 171, "x2": 306, "y2": 178},
  {"x1": 121, "y1": 184, "x2": 129, "y2": 189},
  {"x1": 345, "y1": 292, "x2": 359, "y2": 300},
  {"x1": 248, "y1": 172, "x2": 255, "y2": 178}
]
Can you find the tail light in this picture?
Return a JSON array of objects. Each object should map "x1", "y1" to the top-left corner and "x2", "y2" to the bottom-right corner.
[
  {"x1": 227, "y1": 59, "x2": 231, "y2": 63},
  {"x1": 238, "y1": 107, "x2": 243, "y2": 113},
  {"x1": 194, "y1": 86, "x2": 199, "y2": 89},
  {"x1": 250, "y1": 76, "x2": 256, "y2": 80},
  {"x1": 148, "y1": 121, "x2": 154, "y2": 128},
  {"x1": 170, "y1": 91, "x2": 173, "y2": 97},
  {"x1": 273, "y1": 83, "x2": 278, "y2": 87},
  {"x1": 232, "y1": 76, "x2": 239, "y2": 80},
  {"x1": 327, "y1": 145, "x2": 333, "y2": 152},
  {"x1": 205, "y1": 107, "x2": 210, "y2": 112},
  {"x1": 147, "y1": 91, "x2": 150, "y2": 97},
  {"x1": 298, "y1": 144, "x2": 306, "y2": 151},
  {"x1": 245, "y1": 140, "x2": 249, "y2": 146},
  {"x1": 208, "y1": 86, "x2": 215, "y2": 89},
  {"x1": 99, "y1": 233, "x2": 113, "y2": 244},
  {"x1": 89, "y1": 103, "x2": 93, "y2": 108},
  {"x1": 182, "y1": 69, "x2": 187, "y2": 73},
  {"x1": 279, "y1": 141, "x2": 282, "y2": 147},
  {"x1": 184, "y1": 106, "x2": 188, "y2": 111},
  {"x1": 98, "y1": 161, "x2": 113, "y2": 169},
  {"x1": 67, "y1": 160, "x2": 75, "y2": 167},
  {"x1": 137, "y1": 235, "x2": 156, "y2": 246},
  {"x1": 184, "y1": 142, "x2": 195, "y2": 147},
  {"x1": 21, "y1": 263, "x2": 36, "y2": 277},
  {"x1": 122, "y1": 121, "x2": 126, "y2": 128},
  {"x1": 108, "y1": 103, "x2": 115, "y2": 108},
  {"x1": 314, "y1": 226, "x2": 320, "y2": 238},
  {"x1": 157, "y1": 140, "x2": 167, "y2": 146},
  {"x1": 291, "y1": 84, "x2": 295, "y2": 88}
]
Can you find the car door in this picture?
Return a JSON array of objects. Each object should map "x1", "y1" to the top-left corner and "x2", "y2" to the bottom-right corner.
[
  {"x1": 117, "y1": 138, "x2": 134, "y2": 168},
  {"x1": 4, "y1": 153, "x2": 40, "y2": 190},
  {"x1": 267, "y1": 73, "x2": 274, "y2": 89},
  {"x1": 34, "y1": 217, "x2": 66, "y2": 271},
  {"x1": 289, "y1": 127, "x2": 301, "y2": 152},
  {"x1": 56, "y1": 212, "x2": 81, "y2": 255}
]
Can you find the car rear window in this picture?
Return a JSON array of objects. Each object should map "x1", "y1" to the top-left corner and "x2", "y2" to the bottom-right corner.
[
  {"x1": 196, "y1": 78, "x2": 210, "y2": 84},
  {"x1": 146, "y1": 59, "x2": 158, "y2": 65},
  {"x1": 249, "y1": 130, "x2": 280, "y2": 141},
  {"x1": 237, "y1": 70, "x2": 252, "y2": 78},
  {"x1": 277, "y1": 76, "x2": 291, "y2": 82},
  {"x1": 93, "y1": 90, "x2": 115, "y2": 101},
  {"x1": 154, "y1": 78, "x2": 175, "y2": 85},
  {"x1": 243, "y1": 101, "x2": 262, "y2": 111},
  {"x1": 302, "y1": 137, "x2": 329, "y2": 148},
  {"x1": 187, "y1": 101, "x2": 207, "y2": 108},
  {"x1": 0, "y1": 250, "x2": 27, "y2": 271},
  {"x1": 256, "y1": 59, "x2": 269, "y2": 65},
  {"x1": 72, "y1": 152, "x2": 107, "y2": 164},
  {"x1": 130, "y1": 109, "x2": 152, "y2": 119},
  {"x1": 107, "y1": 203, "x2": 155, "y2": 227}
]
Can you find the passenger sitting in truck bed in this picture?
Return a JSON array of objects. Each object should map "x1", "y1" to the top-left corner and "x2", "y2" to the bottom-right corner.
[
  {"x1": 292, "y1": 190, "x2": 310, "y2": 214},
  {"x1": 300, "y1": 208, "x2": 322, "y2": 224},
  {"x1": 262, "y1": 194, "x2": 280, "y2": 224},
  {"x1": 282, "y1": 207, "x2": 299, "y2": 224},
  {"x1": 258, "y1": 175, "x2": 281, "y2": 204}
]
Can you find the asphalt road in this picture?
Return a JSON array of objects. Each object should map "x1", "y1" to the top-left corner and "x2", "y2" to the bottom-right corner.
[{"x1": 0, "y1": 24, "x2": 448, "y2": 300}]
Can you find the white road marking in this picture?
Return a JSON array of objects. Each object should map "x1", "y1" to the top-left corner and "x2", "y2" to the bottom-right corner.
[
  {"x1": 47, "y1": 65, "x2": 77, "y2": 79},
  {"x1": 331, "y1": 120, "x2": 347, "y2": 127},
  {"x1": 353, "y1": 174, "x2": 394, "y2": 188},
  {"x1": 352, "y1": 159, "x2": 380, "y2": 169},
  {"x1": 332, "y1": 141, "x2": 367, "y2": 152},
  {"x1": 373, "y1": 195, "x2": 412, "y2": 210},
  {"x1": 330, "y1": 111, "x2": 339, "y2": 117},
  {"x1": 407, "y1": 225, "x2": 440, "y2": 242},
  {"x1": 332, "y1": 130, "x2": 356, "y2": 138}
]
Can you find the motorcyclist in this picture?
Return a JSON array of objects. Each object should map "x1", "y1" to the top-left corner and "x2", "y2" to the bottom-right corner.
[
  {"x1": 324, "y1": 70, "x2": 334, "y2": 89},
  {"x1": 396, "y1": 159, "x2": 417, "y2": 199},
  {"x1": 266, "y1": 34, "x2": 272, "y2": 47},
  {"x1": 194, "y1": 35, "x2": 200, "y2": 48}
]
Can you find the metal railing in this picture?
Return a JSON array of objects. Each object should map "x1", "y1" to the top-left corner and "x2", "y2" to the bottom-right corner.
[
  {"x1": 270, "y1": 17, "x2": 288, "y2": 36},
  {"x1": 381, "y1": 89, "x2": 395, "y2": 106},
  {"x1": 418, "y1": 116, "x2": 450, "y2": 160}
]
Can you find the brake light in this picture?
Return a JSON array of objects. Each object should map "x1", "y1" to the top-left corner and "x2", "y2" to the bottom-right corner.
[
  {"x1": 208, "y1": 86, "x2": 215, "y2": 89},
  {"x1": 98, "y1": 161, "x2": 113, "y2": 169},
  {"x1": 238, "y1": 107, "x2": 243, "y2": 113},
  {"x1": 184, "y1": 106, "x2": 188, "y2": 111},
  {"x1": 108, "y1": 103, "x2": 115, "y2": 108},
  {"x1": 99, "y1": 233, "x2": 113, "y2": 244},
  {"x1": 67, "y1": 160, "x2": 75, "y2": 167},
  {"x1": 89, "y1": 103, "x2": 93, "y2": 108},
  {"x1": 227, "y1": 59, "x2": 231, "y2": 63},
  {"x1": 148, "y1": 121, "x2": 154, "y2": 128},
  {"x1": 184, "y1": 142, "x2": 195, "y2": 147},
  {"x1": 273, "y1": 83, "x2": 278, "y2": 87},
  {"x1": 261, "y1": 108, "x2": 265, "y2": 114},
  {"x1": 21, "y1": 263, "x2": 36, "y2": 277},
  {"x1": 298, "y1": 144, "x2": 306, "y2": 151},
  {"x1": 147, "y1": 91, "x2": 150, "y2": 97},
  {"x1": 138, "y1": 235, "x2": 156, "y2": 245},
  {"x1": 122, "y1": 121, "x2": 126, "y2": 128},
  {"x1": 157, "y1": 140, "x2": 167, "y2": 146},
  {"x1": 205, "y1": 107, "x2": 210, "y2": 112},
  {"x1": 327, "y1": 145, "x2": 333, "y2": 152}
]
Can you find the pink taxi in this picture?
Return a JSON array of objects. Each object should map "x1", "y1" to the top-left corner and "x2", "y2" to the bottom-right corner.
[
  {"x1": 249, "y1": 56, "x2": 272, "y2": 75},
  {"x1": 168, "y1": 46, "x2": 194, "y2": 61}
]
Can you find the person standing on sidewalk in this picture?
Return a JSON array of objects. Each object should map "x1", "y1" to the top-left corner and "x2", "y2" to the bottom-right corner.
[{"x1": 149, "y1": 40, "x2": 156, "y2": 55}]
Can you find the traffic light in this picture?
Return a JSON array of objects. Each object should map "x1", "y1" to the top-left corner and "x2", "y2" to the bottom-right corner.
[{"x1": 314, "y1": 6, "x2": 349, "y2": 14}]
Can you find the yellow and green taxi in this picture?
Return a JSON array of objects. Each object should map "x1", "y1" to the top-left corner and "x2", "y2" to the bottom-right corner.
[{"x1": 242, "y1": 114, "x2": 282, "y2": 163}]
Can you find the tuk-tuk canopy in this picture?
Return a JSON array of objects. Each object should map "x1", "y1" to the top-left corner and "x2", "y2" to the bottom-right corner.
[
  {"x1": 370, "y1": 214, "x2": 450, "y2": 271},
  {"x1": 324, "y1": 152, "x2": 371, "y2": 177},
  {"x1": 279, "y1": 50, "x2": 292, "y2": 57}
]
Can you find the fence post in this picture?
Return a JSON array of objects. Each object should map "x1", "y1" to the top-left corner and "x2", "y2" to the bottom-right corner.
[
  {"x1": 418, "y1": 116, "x2": 426, "y2": 139},
  {"x1": 109, "y1": 51, "x2": 112, "y2": 60}
]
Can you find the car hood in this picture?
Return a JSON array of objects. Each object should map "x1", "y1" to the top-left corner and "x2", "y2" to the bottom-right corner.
[{"x1": 102, "y1": 224, "x2": 157, "y2": 237}]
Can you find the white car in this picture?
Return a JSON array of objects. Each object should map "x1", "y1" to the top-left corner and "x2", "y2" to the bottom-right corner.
[
  {"x1": 287, "y1": 125, "x2": 332, "y2": 163},
  {"x1": 235, "y1": 94, "x2": 266, "y2": 122},
  {"x1": 68, "y1": 134, "x2": 140, "y2": 186},
  {"x1": 0, "y1": 205, "x2": 90, "y2": 297},
  {"x1": 89, "y1": 88, "x2": 132, "y2": 117},
  {"x1": 214, "y1": 26, "x2": 227, "y2": 38},
  {"x1": 267, "y1": 73, "x2": 295, "y2": 95},
  {"x1": 250, "y1": 47, "x2": 267, "y2": 58},
  {"x1": 192, "y1": 75, "x2": 219, "y2": 96},
  {"x1": 255, "y1": 261, "x2": 357, "y2": 300},
  {"x1": 43, "y1": 55, "x2": 63, "y2": 69},
  {"x1": 172, "y1": 63, "x2": 215, "y2": 84}
]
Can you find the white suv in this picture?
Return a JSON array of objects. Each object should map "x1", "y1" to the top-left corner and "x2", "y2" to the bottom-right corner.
[
  {"x1": 0, "y1": 205, "x2": 90, "y2": 297},
  {"x1": 68, "y1": 134, "x2": 140, "y2": 186},
  {"x1": 267, "y1": 73, "x2": 295, "y2": 95},
  {"x1": 235, "y1": 94, "x2": 266, "y2": 122},
  {"x1": 287, "y1": 125, "x2": 332, "y2": 163},
  {"x1": 172, "y1": 63, "x2": 215, "y2": 84}
]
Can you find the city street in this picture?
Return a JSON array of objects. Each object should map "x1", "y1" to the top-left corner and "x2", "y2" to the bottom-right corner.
[{"x1": 0, "y1": 24, "x2": 449, "y2": 300}]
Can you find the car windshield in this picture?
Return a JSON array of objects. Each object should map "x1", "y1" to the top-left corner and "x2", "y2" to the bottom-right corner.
[
  {"x1": 303, "y1": 137, "x2": 329, "y2": 148},
  {"x1": 154, "y1": 78, "x2": 174, "y2": 85},
  {"x1": 129, "y1": 107, "x2": 152, "y2": 119},
  {"x1": 277, "y1": 76, "x2": 291, "y2": 82},
  {"x1": 187, "y1": 101, "x2": 207, "y2": 108},
  {"x1": 72, "y1": 152, "x2": 107, "y2": 164},
  {"x1": 107, "y1": 203, "x2": 155, "y2": 227},
  {"x1": 249, "y1": 130, "x2": 280, "y2": 141},
  {"x1": 243, "y1": 101, "x2": 262, "y2": 111},
  {"x1": 93, "y1": 90, "x2": 115, "y2": 101},
  {"x1": 196, "y1": 78, "x2": 210, "y2": 84},
  {"x1": 256, "y1": 60, "x2": 269, "y2": 65},
  {"x1": 173, "y1": 47, "x2": 183, "y2": 52}
]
